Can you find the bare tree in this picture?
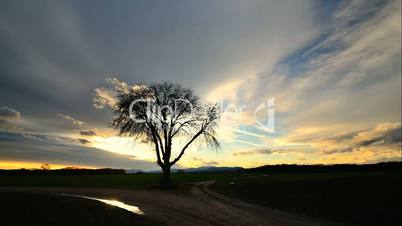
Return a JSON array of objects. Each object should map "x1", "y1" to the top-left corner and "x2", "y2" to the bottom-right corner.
[
  {"x1": 40, "y1": 163, "x2": 51, "y2": 170},
  {"x1": 112, "y1": 81, "x2": 220, "y2": 185}
]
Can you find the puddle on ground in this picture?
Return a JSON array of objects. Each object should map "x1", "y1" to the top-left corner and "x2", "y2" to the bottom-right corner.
[{"x1": 60, "y1": 194, "x2": 145, "y2": 215}]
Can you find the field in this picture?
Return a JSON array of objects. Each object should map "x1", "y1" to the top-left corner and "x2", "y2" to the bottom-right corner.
[
  {"x1": 1, "y1": 170, "x2": 401, "y2": 225},
  {"x1": 0, "y1": 172, "x2": 250, "y2": 188},
  {"x1": 212, "y1": 171, "x2": 402, "y2": 226},
  {"x1": 1, "y1": 192, "x2": 162, "y2": 226}
]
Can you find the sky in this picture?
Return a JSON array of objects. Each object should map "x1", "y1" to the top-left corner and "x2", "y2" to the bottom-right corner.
[{"x1": 0, "y1": 0, "x2": 401, "y2": 170}]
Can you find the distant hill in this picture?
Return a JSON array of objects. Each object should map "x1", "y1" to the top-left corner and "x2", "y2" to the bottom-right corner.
[
  {"x1": 181, "y1": 166, "x2": 244, "y2": 173},
  {"x1": 245, "y1": 161, "x2": 401, "y2": 173},
  {"x1": 2, "y1": 162, "x2": 400, "y2": 176},
  {"x1": 126, "y1": 166, "x2": 244, "y2": 174},
  {"x1": 125, "y1": 169, "x2": 145, "y2": 174}
]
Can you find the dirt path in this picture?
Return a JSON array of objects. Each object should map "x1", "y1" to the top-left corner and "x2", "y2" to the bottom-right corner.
[{"x1": 0, "y1": 183, "x2": 342, "y2": 226}]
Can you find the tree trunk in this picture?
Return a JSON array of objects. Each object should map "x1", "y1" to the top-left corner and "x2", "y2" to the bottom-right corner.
[{"x1": 161, "y1": 165, "x2": 171, "y2": 186}]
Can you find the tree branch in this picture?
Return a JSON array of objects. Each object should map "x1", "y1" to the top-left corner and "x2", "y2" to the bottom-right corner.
[{"x1": 170, "y1": 129, "x2": 203, "y2": 166}]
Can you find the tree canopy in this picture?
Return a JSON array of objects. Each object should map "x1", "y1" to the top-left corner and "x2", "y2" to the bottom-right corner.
[{"x1": 111, "y1": 81, "x2": 220, "y2": 184}]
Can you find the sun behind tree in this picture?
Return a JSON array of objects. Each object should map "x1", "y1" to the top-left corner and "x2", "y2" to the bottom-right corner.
[{"x1": 111, "y1": 81, "x2": 220, "y2": 185}]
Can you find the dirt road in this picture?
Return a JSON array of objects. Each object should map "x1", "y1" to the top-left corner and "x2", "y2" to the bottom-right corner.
[{"x1": 0, "y1": 182, "x2": 342, "y2": 226}]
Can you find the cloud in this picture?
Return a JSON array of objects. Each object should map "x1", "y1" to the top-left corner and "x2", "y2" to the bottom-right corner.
[
  {"x1": 222, "y1": 0, "x2": 399, "y2": 119},
  {"x1": 0, "y1": 130, "x2": 156, "y2": 169},
  {"x1": 319, "y1": 122, "x2": 401, "y2": 155},
  {"x1": 15, "y1": 132, "x2": 90, "y2": 146},
  {"x1": 212, "y1": 0, "x2": 401, "y2": 163},
  {"x1": 92, "y1": 87, "x2": 117, "y2": 109},
  {"x1": 352, "y1": 123, "x2": 401, "y2": 146},
  {"x1": 191, "y1": 157, "x2": 219, "y2": 166},
  {"x1": 21, "y1": 134, "x2": 46, "y2": 143},
  {"x1": 57, "y1": 113, "x2": 86, "y2": 127},
  {"x1": 92, "y1": 77, "x2": 155, "y2": 111},
  {"x1": 0, "y1": 0, "x2": 322, "y2": 168},
  {"x1": 0, "y1": 1, "x2": 399, "y2": 168},
  {"x1": 0, "y1": 106, "x2": 21, "y2": 131},
  {"x1": 105, "y1": 77, "x2": 130, "y2": 93},
  {"x1": 79, "y1": 130, "x2": 96, "y2": 136},
  {"x1": 0, "y1": 106, "x2": 20, "y2": 119},
  {"x1": 233, "y1": 147, "x2": 299, "y2": 156},
  {"x1": 77, "y1": 138, "x2": 90, "y2": 144},
  {"x1": 92, "y1": 77, "x2": 131, "y2": 110},
  {"x1": 233, "y1": 148, "x2": 273, "y2": 156},
  {"x1": 233, "y1": 151, "x2": 258, "y2": 156}
]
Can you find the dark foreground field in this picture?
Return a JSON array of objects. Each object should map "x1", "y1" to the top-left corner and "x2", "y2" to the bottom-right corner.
[
  {"x1": 1, "y1": 169, "x2": 401, "y2": 226},
  {"x1": 0, "y1": 172, "x2": 245, "y2": 187},
  {"x1": 212, "y1": 172, "x2": 401, "y2": 226},
  {"x1": 0, "y1": 192, "x2": 161, "y2": 226}
]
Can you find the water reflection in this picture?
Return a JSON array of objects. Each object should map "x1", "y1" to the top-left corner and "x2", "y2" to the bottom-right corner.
[{"x1": 60, "y1": 194, "x2": 145, "y2": 215}]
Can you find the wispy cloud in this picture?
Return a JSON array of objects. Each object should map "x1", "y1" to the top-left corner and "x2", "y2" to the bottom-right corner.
[
  {"x1": 191, "y1": 157, "x2": 219, "y2": 167},
  {"x1": 317, "y1": 122, "x2": 401, "y2": 155},
  {"x1": 92, "y1": 77, "x2": 130, "y2": 109},
  {"x1": 57, "y1": 113, "x2": 86, "y2": 127},
  {"x1": 0, "y1": 106, "x2": 21, "y2": 131},
  {"x1": 211, "y1": 0, "x2": 401, "y2": 164}
]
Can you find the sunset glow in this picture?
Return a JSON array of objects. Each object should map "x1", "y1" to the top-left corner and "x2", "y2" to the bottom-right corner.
[{"x1": 0, "y1": 0, "x2": 400, "y2": 170}]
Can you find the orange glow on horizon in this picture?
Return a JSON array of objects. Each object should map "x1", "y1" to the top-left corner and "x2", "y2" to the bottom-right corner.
[{"x1": 0, "y1": 160, "x2": 96, "y2": 170}]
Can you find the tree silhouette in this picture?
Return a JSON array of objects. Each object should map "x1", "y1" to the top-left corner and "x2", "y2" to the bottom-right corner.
[
  {"x1": 112, "y1": 82, "x2": 220, "y2": 185},
  {"x1": 40, "y1": 163, "x2": 51, "y2": 170}
]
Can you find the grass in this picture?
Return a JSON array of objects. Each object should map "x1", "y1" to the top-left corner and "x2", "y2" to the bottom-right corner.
[{"x1": 0, "y1": 172, "x2": 254, "y2": 188}]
